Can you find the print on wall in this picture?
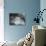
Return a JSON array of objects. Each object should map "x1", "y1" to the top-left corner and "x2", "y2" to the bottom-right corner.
[{"x1": 9, "y1": 13, "x2": 25, "y2": 25}]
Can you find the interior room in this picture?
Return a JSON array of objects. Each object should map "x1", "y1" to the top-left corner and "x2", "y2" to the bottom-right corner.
[{"x1": 0, "y1": 0, "x2": 46, "y2": 46}]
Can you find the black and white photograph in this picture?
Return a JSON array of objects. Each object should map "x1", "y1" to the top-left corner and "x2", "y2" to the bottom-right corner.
[{"x1": 9, "y1": 13, "x2": 25, "y2": 25}]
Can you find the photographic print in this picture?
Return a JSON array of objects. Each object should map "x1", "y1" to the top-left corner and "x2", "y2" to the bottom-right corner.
[{"x1": 9, "y1": 13, "x2": 25, "y2": 25}]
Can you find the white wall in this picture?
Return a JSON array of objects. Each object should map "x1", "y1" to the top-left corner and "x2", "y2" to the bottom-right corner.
[{"x1": 0, "y1": 0, "x2": 4, "y2": 42}]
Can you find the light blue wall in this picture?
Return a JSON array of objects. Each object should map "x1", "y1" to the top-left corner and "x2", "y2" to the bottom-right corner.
[
  {"x1": 40, "y1": 0, "x2": 46, "y2": 27},
  {"x1": 4, "y1": 0, "x2": 40, "y2": 42}
]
